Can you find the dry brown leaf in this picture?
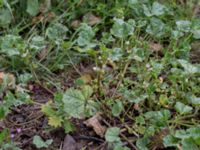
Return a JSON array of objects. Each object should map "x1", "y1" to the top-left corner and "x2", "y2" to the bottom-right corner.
[
  {"x1": 149, "y1": 42, "x2": 163, "y2": 53},
  {"x1": 0, "y1": 72, "x2": 15, "y2": 88},
  {"x1": 71, "y1": 20, "x2": 81, "y2": 28},
  {"x1": 83, "y1": 13, "x2": 101, "y2": 26},
  {"x1": 84, "y1": 112, "x2": 106, "y2": 138}
]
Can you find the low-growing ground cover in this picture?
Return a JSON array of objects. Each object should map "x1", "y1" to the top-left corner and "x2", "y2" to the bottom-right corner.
[{"x1": 0, "y1": 0, "x2": 200, "y2": 150}]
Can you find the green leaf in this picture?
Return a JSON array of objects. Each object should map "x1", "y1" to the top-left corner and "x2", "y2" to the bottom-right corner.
[
  {"x1": 178, "y1": 59, "x2": 200, "y2": 74},
  {"x1": 46, "y1": 23, "x2": 68, "y2": 41},
  {"x1": 26, "y1": 0, "x2": 39, "y2": 16},
  {"x1": 0, "y1": 8, "x2": 12, "y2": 27},
  {"x1": 188, "y1": 96, "x2": 200, "y2": 106},
  {"x1": 0, "y1": 128, "x2": 9, "y2": 144},
  {"x1": 163, "y1": 135, "x2": 179, "y2": 147},
  {"x1": 111, "y1": 18, "x2": 135, "y2": 38},
  {"x1": 109, "y1": 48, "x2": 123, "y2": 61},
  {"x1": 0, "y1": 35, "x2": 24, "y2": 57},
  {"x1": 136, "y1": 137, "x2": 150, "y2": 150},
  {"x1": 181, "y1": 138, "x2": 199, "y2": 150},
  {"x1": 62, "y1": 88, "x2": 94, "y2": 118},
  {"x1": 77, "y1": 23, "x2": 95, "y2": 47},
  {"x1": 172, "y1": 30, "x2": 184, "y2": 39},
  {"x1": 193, "y1": 30, "x2": 200, "y2": 39},
  {"x1": 30, "y1": 36, "x2": 46, "y2": 51},
  {"x1": 81, "y1": 85, "x2": 93, "y2": 99},
  {"x1": 146, "y1": 17, "x2": 166, "y2": 38},
  {"x1": 144, "y1": 109, "x2": 171, "y2": 127},
  {"x1": 112, "y1": 101, "x2": 124, "y2": 117},
  {"x1": 176, "y1": 20, "x2": 191, "y2": 32},
  {"x1": 105, "y1": 127, "x2": 121, "y2": 142},
  {"x1": 151, "y1": 2, "x2": 166, "y2": 16},
  {"x1": 63, "y1": 119, "x2": 75, "y2": 133},
  {"x1": 175, "y1": 102, "x2": 193, "y2": 115},
  {"x1": 33, "y1": 135, "x2": 53, "y2": 148},
  {"x1": 175, "y1": 130, "x2": 190, "y2": 139},
  {"x1": 18, "y1": 73, "x2": 33, "y2": 84},
  {"x1": 41, "y1": 101, "x2": 57, "y2": 117}
]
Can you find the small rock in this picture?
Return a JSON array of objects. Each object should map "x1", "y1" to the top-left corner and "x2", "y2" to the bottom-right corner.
[{"x1": 62, "y1": 135, "x2": 78, "y2": 150}]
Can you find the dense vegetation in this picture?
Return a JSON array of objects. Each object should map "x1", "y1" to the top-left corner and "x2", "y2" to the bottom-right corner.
[{"x1": 0, "y1": 0, "x2": 200, "y2": 149}]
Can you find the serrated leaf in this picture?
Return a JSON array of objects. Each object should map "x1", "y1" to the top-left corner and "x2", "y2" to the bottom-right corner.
[
  {"x1": 175, "y1": 102, "x2": 193, "y2": 115},
  {"x1": 33, "y1": 135, "x2": 53, "y2": 148},
  {"x1": 26, "y1": 0, "x2": 39, "y2": 16},
  {"x1": 62, "y1": 88, "x2": 94, "y2": 118},
  {"x1": 48, "y1": 115, "x2": 63, "y2": 128},
  {"x1": 41, "y1": 101, "x2": 56, "y2": 116},
  {"x1": 105, "y1": 127, "x2": 121, "y2": 142}
]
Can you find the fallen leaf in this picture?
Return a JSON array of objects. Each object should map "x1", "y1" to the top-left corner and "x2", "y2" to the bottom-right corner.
[
  {"x1": 83, "y1": 13, "x2": 101, "y2": 26},
  {"x1": 0, "y1": 72, "x2": 15, "y2": 88},
  {"x1": 62, "y1": 135, "x2": 78, "y2": 150},
  {"x1": 149, "y1": 42, "x2": 163, "y2": 53},
  {"x1": 71, "y1": 20, "x2": 81, "y2": 28},
  {"x1": 84, "y1": 112, "x2": 106, "y2": 138}
]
